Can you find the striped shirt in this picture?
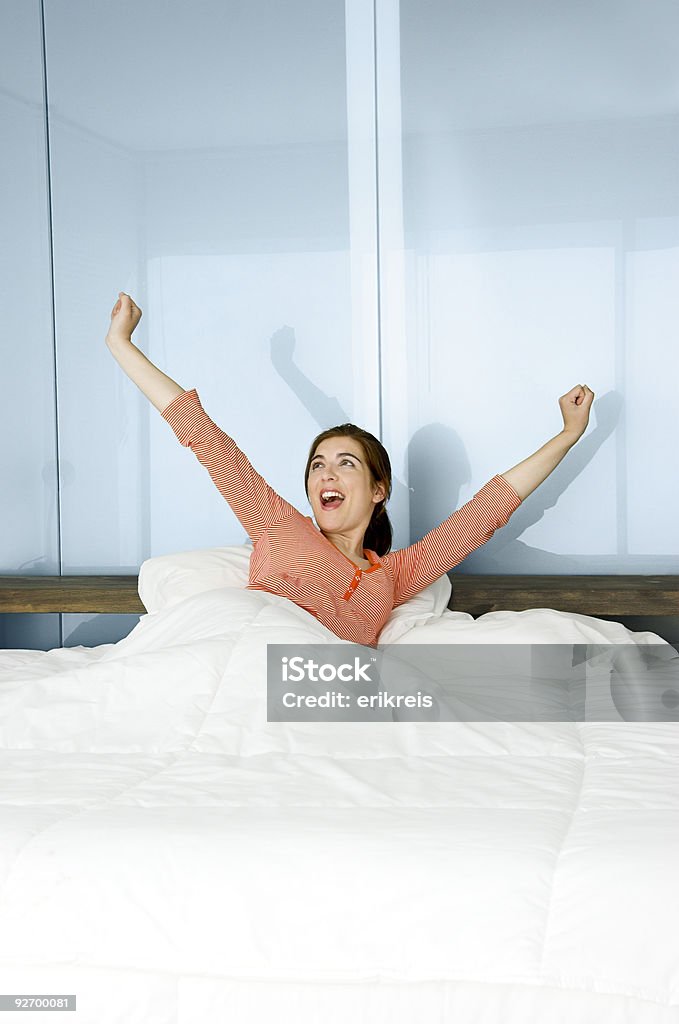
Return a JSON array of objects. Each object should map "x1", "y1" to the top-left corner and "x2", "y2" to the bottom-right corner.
[{"x1": 162, "y1": 389, "x2": 522, "y2": 646}]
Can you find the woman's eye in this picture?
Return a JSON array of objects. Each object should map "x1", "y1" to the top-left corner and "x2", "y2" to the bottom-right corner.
[{"x1": 311, "y1": 459, "x2": 354, "y2": 470}]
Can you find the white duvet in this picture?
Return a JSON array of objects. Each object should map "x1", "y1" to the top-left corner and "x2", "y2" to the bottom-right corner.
[{"x1": 0, "y1": 587, "x2": 677, "y2": 1024}]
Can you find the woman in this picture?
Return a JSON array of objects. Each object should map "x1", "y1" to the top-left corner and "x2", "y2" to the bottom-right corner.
[{"x1": 106, "y1": 292, "x2": 594, "y2": 646}]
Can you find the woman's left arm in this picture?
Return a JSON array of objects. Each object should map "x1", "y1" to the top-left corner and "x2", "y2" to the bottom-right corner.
[{"x1": 500, "y1": 384, "x2": 595, "y2": 501}]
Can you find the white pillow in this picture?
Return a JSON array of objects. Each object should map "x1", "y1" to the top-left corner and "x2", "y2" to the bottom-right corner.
[
  {"x1": 138, "y1": 544, "x2": 252, "y2": 613},
  {"x1": 376, "y1": 574, "x2": 452, "y2": 645},
  {"x1": 138, "y1": 544, "x2": 453, "y2": 640}
]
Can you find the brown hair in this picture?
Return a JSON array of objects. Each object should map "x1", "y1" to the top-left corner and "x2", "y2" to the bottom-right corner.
[{"x1": 304, "y1": 423, "x2": 393, "y2": 556}]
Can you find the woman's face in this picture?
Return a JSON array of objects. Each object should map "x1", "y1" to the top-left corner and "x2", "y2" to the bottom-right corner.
[{"x1": 307, "y1": 436, "x2": 386, "y2": 536}]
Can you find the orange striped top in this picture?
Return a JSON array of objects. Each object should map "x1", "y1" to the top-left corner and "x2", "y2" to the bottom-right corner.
[{"x1": 162, "y1": 389, "x2": 522, "y2": 646}]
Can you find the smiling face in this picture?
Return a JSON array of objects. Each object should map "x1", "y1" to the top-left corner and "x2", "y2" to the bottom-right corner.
[{"x1": 306, "y1": 436, "x2": 387, "y2": 536}]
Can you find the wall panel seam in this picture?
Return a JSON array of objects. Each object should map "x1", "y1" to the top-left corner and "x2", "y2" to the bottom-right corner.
[
  {"x1": 372, "y1": 0, "x2": 383, "y2": 440},
  {"x1": 39, "y1": 0, "x2": 63, "y2": 646}
]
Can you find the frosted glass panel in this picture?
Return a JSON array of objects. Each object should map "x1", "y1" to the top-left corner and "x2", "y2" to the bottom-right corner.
[
  {"x1": 62, "y1": 613, "x2": 141, "y2": 649},
  {"x1": 44, "y1": 0, "x2": 372, "y2": 566},
  {"x1": 0, "y1": 0, "x2": 60, "y2": 650},
  {"x1": 626, "y1": 239, "x2": 679, "y2": 555},
  {"x1": 0, "y1": 0, "x2": 58, "y2": 575},
  {"x1": 148, "y1": 251, "x2": 354, "y2": 552},
  {"x1": 396, "y1": 0, "x2": 679, "y2": 572}
]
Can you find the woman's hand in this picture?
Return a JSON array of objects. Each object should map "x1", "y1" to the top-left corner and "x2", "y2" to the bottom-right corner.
[
  {"x1": 500, "y1": 383, "x2": 595, "y2": 501},
  {"x1": 105, "y1": 291, "x2": 184, "y2": 411},
  {"x1": 559, "y1": 384, "x2": 594, "y2": 441},
  {"x1": 106, "y1": 292, "x2": 142, "y2": 347}
]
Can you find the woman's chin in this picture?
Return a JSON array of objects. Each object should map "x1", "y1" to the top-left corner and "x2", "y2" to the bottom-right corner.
[{"x1": 316, "y1": 505, "x2": 346, "y2": 527}]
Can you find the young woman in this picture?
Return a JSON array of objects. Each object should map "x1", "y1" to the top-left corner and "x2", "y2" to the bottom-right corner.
[{"x1": 106, "y1": 292, "x2": 594, "y2": 646}]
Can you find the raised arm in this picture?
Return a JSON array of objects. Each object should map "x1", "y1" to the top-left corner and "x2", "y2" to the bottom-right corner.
[
  {"x1": 387, "y1": 383, "x2": 595, "y2": 605},
  {"x1": 500, "y1": 385, "x2": 595, "y2": 500},
  {"x1": 105, "y1": 292, "x2": 299, "y2": 542},
  {"x1": 387, "y1": 474, "x2": 522, "y2": 606},
  {"x1": 105, "y1": 293, "x2": 184, "y2": 412}
]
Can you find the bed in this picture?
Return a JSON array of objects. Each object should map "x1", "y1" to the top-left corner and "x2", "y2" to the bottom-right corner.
[{"x1": 0, "y1": 547, "x2": 677, "y2": 1024}]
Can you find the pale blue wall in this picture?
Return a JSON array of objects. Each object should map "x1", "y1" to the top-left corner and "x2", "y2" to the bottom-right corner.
[
  {"x1": 396, "y1": 0, "x2": 679, "y2": 578},
  {"x1": 0, "y1": 0, "x2": 60, "y2": 650},
  {"x1": 2, "y1": 0, "x2": 677, "y2": 650}
]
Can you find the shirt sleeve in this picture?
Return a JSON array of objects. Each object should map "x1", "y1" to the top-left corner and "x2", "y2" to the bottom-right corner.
[
  {"x1": 387, "y1": 474, "x2": 522, "y2": 607},
  {"x1": 161, "y1": 388, "x2": 299, "y2": 543}
]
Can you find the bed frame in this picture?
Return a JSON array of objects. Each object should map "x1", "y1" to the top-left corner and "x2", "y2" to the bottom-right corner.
[{"x1": 1, "y1": 574, "x2": 677, "y2": 620}]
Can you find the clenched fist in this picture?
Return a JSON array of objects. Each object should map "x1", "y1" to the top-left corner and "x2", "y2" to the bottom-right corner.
[
  {"x1": 559, "y1": 384, "x2": 594, "y2": 440},
  {"x1": 106, "y1": 292, "x2": 142, "y2": 347}
]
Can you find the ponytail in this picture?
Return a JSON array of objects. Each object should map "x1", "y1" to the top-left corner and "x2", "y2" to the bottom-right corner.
[{"x1": 363, "y1": 498, "x2": 393, "y2": 557}]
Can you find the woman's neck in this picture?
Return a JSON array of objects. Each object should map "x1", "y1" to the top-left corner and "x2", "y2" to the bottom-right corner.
[{"x1": 323, "y1": 530, "x2": 367, "y2": 566}]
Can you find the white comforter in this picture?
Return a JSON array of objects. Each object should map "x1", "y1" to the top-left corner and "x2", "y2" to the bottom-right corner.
[{"x1": 0, "y1": 588, "x2": 677, "y2": 1024}]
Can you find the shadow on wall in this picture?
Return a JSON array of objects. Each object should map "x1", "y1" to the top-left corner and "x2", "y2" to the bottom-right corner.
[
  {"x1": 270, "y1": 323, "x2": 622, "y2": 572},
  {"x1": 270, "y1": 324, "x2": 472, "y2": 536},
  {"x1": 461, "y1": 389, "x2": 622, "y2": 572}
]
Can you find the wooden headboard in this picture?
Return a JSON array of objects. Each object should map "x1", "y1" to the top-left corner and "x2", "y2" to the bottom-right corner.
[
  {"x1": 447, "y1": 575, "x2": 679, "y2": 619},
  {"x1": 1, "y1": 575, "x2": 678, "y2": 619}
]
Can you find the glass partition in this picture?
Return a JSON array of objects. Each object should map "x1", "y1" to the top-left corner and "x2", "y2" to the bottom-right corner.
[
  {"x1": 394, "y1": 0, "x2": 679, "y2": 572},
  {"x1": 6, "y1": 0, "x2": 677, "y2": 650},
  {"x1": 42, "y1": 0, "x2": 376, "y2": 643},
  {"x1": 0, "y1": 0, "x2": 60, "y2": 649}
]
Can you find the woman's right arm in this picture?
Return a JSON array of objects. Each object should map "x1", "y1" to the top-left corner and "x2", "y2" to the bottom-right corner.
[
  {"x1": 105, "y1": 292, "x2": 184, "y2": 412},
  {"x1": 105, "y1": 292, "x2": 300, "y2": 542}
]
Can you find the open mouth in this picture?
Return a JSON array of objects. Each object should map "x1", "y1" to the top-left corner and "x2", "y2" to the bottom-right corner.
[{"x1": 320, "y1": 490, "x2": 345, "y2": 511}]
